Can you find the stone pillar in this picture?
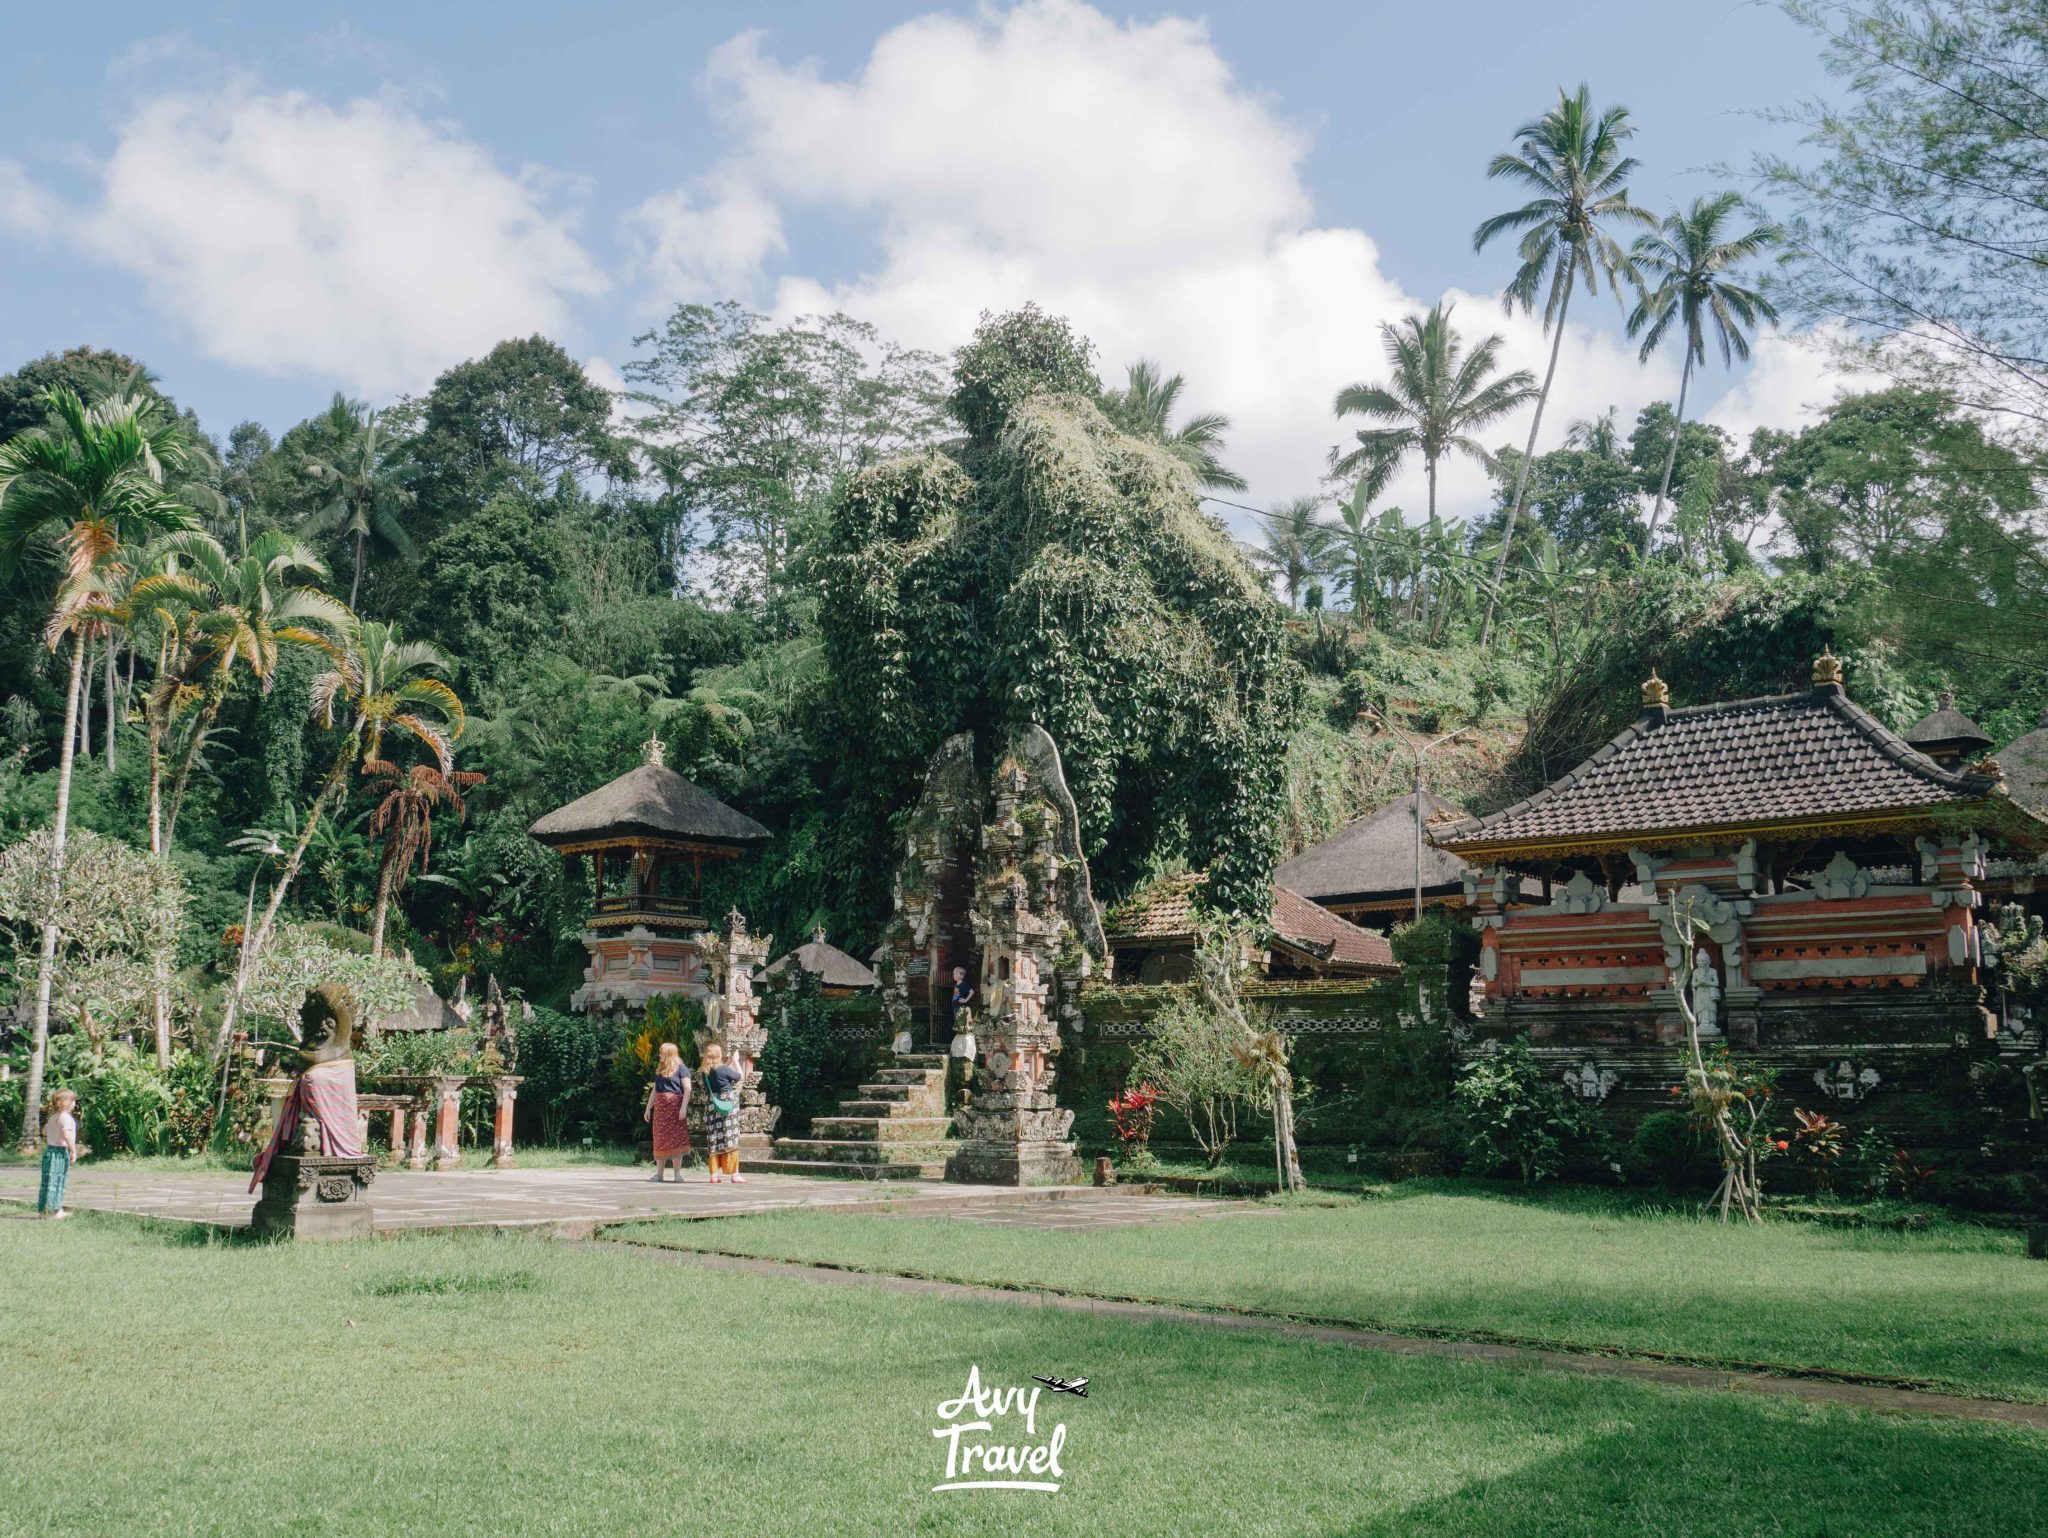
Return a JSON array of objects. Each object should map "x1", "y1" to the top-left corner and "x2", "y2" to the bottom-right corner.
[
  {"x1": 490, "y1": 1077, "x2": 522, "y2": 1169},
  {"x1": 407, "y1": 1097, "x2": 430, "y2": 1171},
  {"x1": 693, "y1": 911, "x2": 779, "y2": 1150},
  {"x1": 432, "y1": 1076, "x2": 464, "y2": 1170},
  {"x1": 388, "y1": 1105, "x2": 407, "y2": 1167}
]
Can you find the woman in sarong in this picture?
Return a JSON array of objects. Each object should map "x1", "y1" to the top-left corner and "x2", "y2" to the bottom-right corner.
[
  {"x1": 644, "y1": 1041, "x2": 692, "y2": 1182},
  {"x1": 701, "y1": 1042, "x2": 745, "y2": 1183}
]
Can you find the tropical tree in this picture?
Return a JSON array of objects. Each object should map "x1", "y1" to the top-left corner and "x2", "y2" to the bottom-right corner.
[
  {"x1": 1473, "y1": 85, "x2": 1653, "y2": 642},
  {"x1": 0, "y1": 387, "x2": 195, "y2": 1149},
  {"x1": 1324, "y1": 483, "x2": 1402, "y2": 625},
  {"x1": 134, "y1": 531, "x2": 352, "y2": 853},
  {"x1": 1332, "y1": 303, "x2": 1535, "y2": 522},
  {"x1": 365, "y1": 759, "x2": 484, "y2": 957},
  {"x1": 1103, "y1": 360, "x2": 1247, "y2": 491},
  {"x1": 218, "y1": 622, "x2": 464, "y2": 1052},
  {"x1": 1627, "y1": 192, "x2": 1779, "y2": 554},
  {"x1": 301, "y1": 394, "x2": 416, "y2": 609},
  {"x1": 1247, "y1": 498, "x2": 1330, "y2": 609}
]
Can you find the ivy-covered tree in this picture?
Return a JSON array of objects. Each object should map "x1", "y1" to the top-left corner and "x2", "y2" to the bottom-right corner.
[{"x1": 816, "y1": 308, "x2": 1299, "y2": 923}]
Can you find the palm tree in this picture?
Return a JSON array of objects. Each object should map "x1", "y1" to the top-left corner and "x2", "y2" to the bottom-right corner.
[
  {"x1": 0, "y1": 388, "x2": 195, "y2": 1147},
  {"x1": 1332, "y1": 304, "x2": 1536, "y2": 523},
  {"x1": 217, "y1": 622, "x2": 465, "y2": 1052},
  {"x1": 1627, "y1": 192, "x2": 1779, "y2": 556},
  {"x1": 1473, "y1": 85, "x2": 1654, "y2": 643},
  {"x1": 1103, "y1": 360, "x2": 1247, "y2": 491},
  {"x1": 1324, "y1": 483, "x2": 1396, "y2": 625},
  {"x1": 302, "y1": 394, "x2": 415, "y2": 610},
  {"x1": 1247, "y1": 498, "x2": 1330, "y2": 609},
  {"x1": 134, "y1": 530, "x2": 352, "y2": 853},
  {"x1": 1565, "y1": 408, "x2": 1623, "y2": 457},
  {"x1": 365, "y1": 759, "x2": 484, "y2": 957}
]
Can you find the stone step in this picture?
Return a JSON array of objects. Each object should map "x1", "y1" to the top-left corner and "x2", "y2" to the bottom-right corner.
[
  {"x1": 852, "y1": 1082, "x2": 924, "y2": 1103},
  {"x1": 811, "y1": 1115, "x2": 954, "y2": 1143},
  {"x1": 838, "y1": 1097, "x2": 943, "y2": 1118},
  {"x1": 876, "y1": 1064, "x2": 946, "y2": 1089},
  {"x1": 744, "y1": 1157, "x2": 938, "y2": 1181},
  {"x1": 892, "y1": 1054, "x2": 950, "y2": 1070},
  {"x1": 772, "y1": 1137, "x2": 960, "y2": 1166}
]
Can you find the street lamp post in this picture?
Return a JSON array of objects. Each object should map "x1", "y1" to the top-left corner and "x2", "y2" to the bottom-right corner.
[{"x1": 1409, "y1": 727, "x2": 1468, "y2": 924}]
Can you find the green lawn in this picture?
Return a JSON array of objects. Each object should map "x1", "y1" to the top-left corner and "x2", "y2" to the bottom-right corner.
[
  {"x1": 2, "y1": 1215, "x2": 2045, "y2": 1536},
  {"x1": 612, "y1": 1182, "x2": 2048, "y2": 1402}
]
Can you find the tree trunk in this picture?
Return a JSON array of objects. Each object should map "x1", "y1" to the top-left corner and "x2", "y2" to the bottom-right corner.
[
  {"x1": 1481, "y1": 253, "x2": 1576, "y2": 648},
  {"x1": 17, "y1": 635, "x2": 84, "y2": 1153},
  {"x1": 369, "y1": 852, "x2": 396, "y2": 958},
  {"x1": 1641, "y1": 353, "x2": 1695, "y2": 558},
  {"x1": 215, "y1": 748, "x2": 354, "y2": 1057},
  {"x1": 103, "y1": 638, "x2": 118, "y2": 772},
  {"x1": 350, "y1": 528, "x2": 365, "y2": 611},
  {"x1": 164, "y1": 689, "x2": 225, "y2": 853},
  {"x1": 1274, "y1": 1073, "x2": 1305, "y2": 1192},
  {"x1": 76, "y1": 637, "x2": 92, "y2": 762}
]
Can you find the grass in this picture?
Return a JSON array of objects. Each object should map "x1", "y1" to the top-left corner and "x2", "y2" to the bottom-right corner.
[
  {"x1": 612, "y1": 1180, "x2": 2048, "y2": 1402},
  {"x1": 2, "y1": 1213, "x2": 2046, "y2": 1536}
]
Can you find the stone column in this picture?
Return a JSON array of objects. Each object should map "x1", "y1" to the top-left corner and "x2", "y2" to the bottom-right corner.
[
  {"x1": 490, "y1": 1077, "x2": 522, "y2": 1169},
  {"x1": 388, "y1": 1105, "x2": 407, "y2": 1167},
  {"x1": 432, "y1": 1076, "x2": 464, "y2": 1170}
]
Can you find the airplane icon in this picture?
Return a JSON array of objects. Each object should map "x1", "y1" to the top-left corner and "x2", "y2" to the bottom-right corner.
[{"x1": 1033, "y1": 1375, "x2": 1089, "y2": 1397}]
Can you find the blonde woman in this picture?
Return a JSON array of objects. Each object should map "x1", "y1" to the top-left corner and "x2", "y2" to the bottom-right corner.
[
  {"x1": 643, "y1": 1042, "x2": 692, "y2": 1182},
  {"x1": 701, "y1": 1043, "x2": 745, "y2": 1183}
]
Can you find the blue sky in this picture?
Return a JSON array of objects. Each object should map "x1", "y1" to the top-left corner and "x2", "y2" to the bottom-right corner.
[{"x1": 0, "y1": 1, "x2": 1842, "y2": 516}]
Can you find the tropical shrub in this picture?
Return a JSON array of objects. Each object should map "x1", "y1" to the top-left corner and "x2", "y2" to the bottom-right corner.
[
  {"x1": 1128, "y1": 996, "x2": 1256, "y2": 1166},
  {"x1": 1451, "y1": 1040, "x2": 1603, "y2": 1185}
]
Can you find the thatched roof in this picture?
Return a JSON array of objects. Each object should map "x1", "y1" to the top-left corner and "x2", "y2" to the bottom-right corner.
[
  {"x1": 2001, "y1": 720, "x2": 2048, "y2": 814},
  {"x1": 1905, "y1": 693, "x2": 1994, "y2": 759},
  {"x1": 370, "y1": 981, "x2": 463, "y2": 1034},
  {"x1": 766, "y1": 933, "x2": 879, "y2": 990},
  {"x1": 528, "y1": 757, "x2": 769, "y2": 850},
  {"x1": 1275, "y1": 789, "x2": 1475, "y2": 902}
]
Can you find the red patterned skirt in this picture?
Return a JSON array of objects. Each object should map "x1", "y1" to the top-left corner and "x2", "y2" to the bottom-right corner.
[{"x1": 651, "y1": 1091, "x2": 691, "y2": 1159}]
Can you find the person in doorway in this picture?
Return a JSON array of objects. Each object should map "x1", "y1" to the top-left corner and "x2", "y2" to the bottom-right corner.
[
  {"x1": 644, "y1": 1041, "x2": 692, "y2": 1182},
  {"x1": 701, "y1": 1043, "x2": 745, "y2": 1183},
  {"x1": 950, "y1": 965, "x2": 973, "y2": 1025},
  {"x1": 38, "y1": 1088, "x2": 81, "y2": 1219}
]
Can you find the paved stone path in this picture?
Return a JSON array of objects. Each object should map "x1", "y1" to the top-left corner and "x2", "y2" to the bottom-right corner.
[
  {"x1": 0, "y1": 1164, "x2": 1086, "y2": 1236},
  {"x1": 604, "y1": 1241, "x2": 2048, "y2": 1431}
]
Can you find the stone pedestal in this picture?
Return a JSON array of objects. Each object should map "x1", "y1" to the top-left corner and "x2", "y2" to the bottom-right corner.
[
  {"x1": 432, "y1": 1076, "x2": 464, "y2": 1170},
  {"x1": 250, "y1": 1152, "x2": 377, "y2": 1241}
]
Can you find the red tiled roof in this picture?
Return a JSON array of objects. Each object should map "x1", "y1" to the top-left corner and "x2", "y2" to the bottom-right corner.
[{"x1": 1104, "y1": 871, "x2": 1397, "y2": 975}]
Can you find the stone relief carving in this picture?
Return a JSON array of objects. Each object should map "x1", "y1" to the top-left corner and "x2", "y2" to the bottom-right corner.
[
  {"x1": 1561, "y1": 1063, "x2": 1618, "y2": 1101},
  {"x1": 1811, "y1": 1061, "x2": 1881, "y2": 1101},
  {"x1": 1814, "y1": 850, "x2": 1871, "y2": 901},
  {"x1": 1552, "y1": 871, "x2": 1606, "y2": 915}
]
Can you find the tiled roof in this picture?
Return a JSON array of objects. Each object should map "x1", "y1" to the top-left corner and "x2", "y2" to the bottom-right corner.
[
  {"x1": 1432, "y1": 685, "x2": 2014, "y2": 855},
  {"x1": 1104, "y1": 871, "x2": 1397, "y2": 975},
  {"x1": 1275, "y1": 789, "x2": 1475, "y2": 901},
  {"x1": 529, "y1": 762, "x2": 770, "y2": 849}
]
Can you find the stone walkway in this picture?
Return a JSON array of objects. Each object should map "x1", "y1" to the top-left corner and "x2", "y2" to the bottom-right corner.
[
  {"x1": 603, "y1": 1241, "x2": 2048, "y2": 1432},
  {"x1": 0, "y1": 1164, "x2": 1087, "y2": 1236}
]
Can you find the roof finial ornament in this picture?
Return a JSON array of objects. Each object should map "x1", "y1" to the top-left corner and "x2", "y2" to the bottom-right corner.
[
  {"x1": 1812, "y1": 648, "x2": 1844, "y2": 690},
  {"x1": 1640, "y1": 670, "x2": 1670, "y2": 710},
  {"x1": 1938, "y1": 687, "x2": 1956, "y2": 710},
  {"x1": 642, "y1": 731, "x2": 666, "y2": 769},
  {"x1": 812, "y1": 924, "x2": 827, "y2": 945}
]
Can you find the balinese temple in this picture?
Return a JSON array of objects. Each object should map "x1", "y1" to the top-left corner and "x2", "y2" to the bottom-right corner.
[
  {"x1": 1428, "y1": 653, "x2": 2048, "y2": 1133},
  {"x1": 1104, "y1": 870, "x2": 1398, "y2": 984},
  {"x1": 1903, "y1": 690, "x2": 1995, "y2": 769},
  {"x1": 529, "y1": 735, "x2": 770, "y2": 1012},
  {"x1": 764, "y1": 929, "x2": 880, "y2": 997},
  {"x1": 1276, "y1": 789, "x2": 1489, "y2": 929}
]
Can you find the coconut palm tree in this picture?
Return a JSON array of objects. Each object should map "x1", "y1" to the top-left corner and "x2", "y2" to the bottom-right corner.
[
  {"x1": 302, "y1": 394, "x2": 415, "y2": 610},
  {"x1": 216, "y1": 622, "x2": 464, "y2": 1052},
  {"x1": 1627, "y1": 192, "x2": 1779, "y2": 556},
  {"x1": 0, "y1": 387, "x2": 195, "y2": 1149},
  {"x1": 134, "y1": 530, "x2": 352, "y2": 853},
  {"x1": 1332, "y1": 304, "x2": 1536, "y2": 523},
  {"x1": 1473, "y1": 85, "x2": 1654, "y2": 643},
  {"x1": 1246, "y1": 498, "x2": 1331, "y2": 609},
  {"x1": 365, "y1": 759, "x2": 484, "y2": 957},
  {"x1": 1103, "y1": 360, "x2": 1247, "y2": 491}
]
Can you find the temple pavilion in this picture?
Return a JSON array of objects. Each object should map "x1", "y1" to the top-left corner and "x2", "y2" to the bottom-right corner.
[
  {"x1": 1428, "y1": 652, "x2": 2048, "y2": 1133},
  {"x1": 1276, "y1": 789, "x2": 1493, "y2": 929},
  {"x1": 764, "y1": 929, "x2": 880, "y2": 997},
  {"x1": 1104, "y1": 870, "x2": 1398, "y2": 984},
  {"x1": 529, "y1": 735, "x2": 770, "y2": 1012}
]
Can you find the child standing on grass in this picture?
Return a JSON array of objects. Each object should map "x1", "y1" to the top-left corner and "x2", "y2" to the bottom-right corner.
[
  {"x1": 701, "y1": 1043, "x2": 745, "y2": 1184},
  {"x1": 38, "y1": 1088, "x2": 80, "y2": 1219}
]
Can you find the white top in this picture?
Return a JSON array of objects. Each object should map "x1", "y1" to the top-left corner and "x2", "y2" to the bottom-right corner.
[{"x1": 43, "y1": 1111, "x2": 76, "y2": 1149}]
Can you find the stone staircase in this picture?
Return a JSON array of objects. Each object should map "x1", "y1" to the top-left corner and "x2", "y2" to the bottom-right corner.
[{"x1": 754, "y1": 1054, "x2": 959, "y2": 1180}]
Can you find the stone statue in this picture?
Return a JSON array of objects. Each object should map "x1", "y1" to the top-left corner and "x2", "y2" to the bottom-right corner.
[
  {"x1": 248, "y1": 982, "x2": 377, "y2": 1240},
  {"x1": 1689, "y1": 949, "x2": 1722, "y2": 1039}
]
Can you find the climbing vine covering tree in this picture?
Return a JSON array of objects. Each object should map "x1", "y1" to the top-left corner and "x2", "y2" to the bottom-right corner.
[{"x1": 816, "y1": 308, "x2": 1300, "y2": 923}]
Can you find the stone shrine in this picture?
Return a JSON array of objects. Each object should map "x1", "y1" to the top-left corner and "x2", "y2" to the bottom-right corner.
[{"x1": 690, "y1": 909, "x2": 780, "y2": 1154}]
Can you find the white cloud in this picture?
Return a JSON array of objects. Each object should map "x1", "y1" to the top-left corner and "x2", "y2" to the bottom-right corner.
[
  {"x1": 11, "y1": 89, "x2": 607, "y2": 398},
  {"x1": 1704, "y1": 326, "x2": 1870, "y2": 443},
  {"x1": 0, "y1": 159, "x2": 60, "y2": 239},
  {"x1": 627, "y1": 0, "x2": 1740, "y2": 523}
]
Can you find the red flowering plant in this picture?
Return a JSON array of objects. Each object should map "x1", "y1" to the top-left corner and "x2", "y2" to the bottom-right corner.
[
  {"x1": 1108, "y1": 1082, "x2": 1159, "y2": 1171},
  {"x1": 1790, "y1": 1108, "x2": 1847, "y2": 1195}
]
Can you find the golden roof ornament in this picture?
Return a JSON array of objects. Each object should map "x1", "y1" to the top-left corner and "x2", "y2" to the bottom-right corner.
[
  {"x1": 1640, "y1": 670, "x2": 1670, "y2": 710},
  {"x1": 1812, "y1": 648, "x2": 1844, "y2": 689},
  {"x1": 1971, "y1": 754, "x2": 2004, "y2": 781},
  {"x1": 643, "y1": 732, "x2": 667, "y2": 769}
]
